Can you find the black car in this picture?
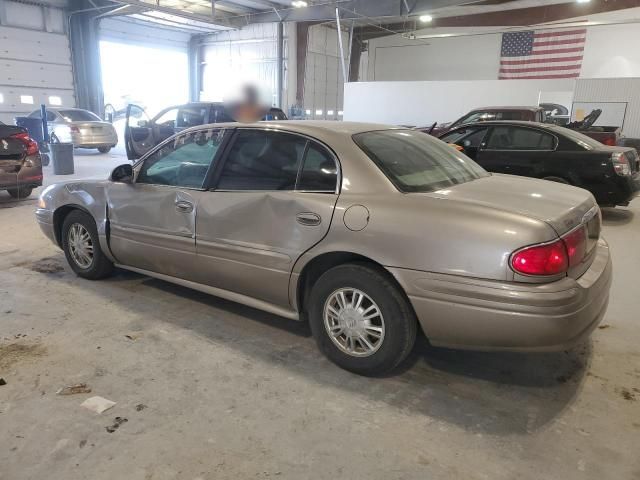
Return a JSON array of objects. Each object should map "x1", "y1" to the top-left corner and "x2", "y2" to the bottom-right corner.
[
  {"x1": 124, "y1": 102, "x2": 288, "y2": 160},
  {"x1": 0, "y1": 121, "x2": 43, "y2": 199},
  {"x1": 439, "y1": 121, "x2": 640, "y2": 207}
]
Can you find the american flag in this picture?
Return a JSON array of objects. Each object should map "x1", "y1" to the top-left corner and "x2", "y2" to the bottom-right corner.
[{"x1": 499, "y1": 28, "x2": 587, "y2": 79}]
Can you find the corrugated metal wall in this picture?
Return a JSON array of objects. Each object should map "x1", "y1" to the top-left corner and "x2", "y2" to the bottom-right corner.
[
  {"x1": 0, "y1": 1, "x2": 74, "y2": 124},
  {"x1": 573, "y1": 78, "x2": 640, "y2": 138},
  {"x1": 304, "y1": 25, "x2": 348, "y2": 120},
  {"x1": 200, "y1": 23, "x2": 287, "y2": 108}
]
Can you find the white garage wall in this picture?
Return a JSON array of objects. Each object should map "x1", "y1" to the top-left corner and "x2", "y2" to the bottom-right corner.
[
  {"x1": 344, "y1": 79, "x2": 575, "y2": 126},
  {"x1": 362, "y1": 8, "x2": 640, "y2": 82},
  {"x1": 0, "y1": 1, "x2": 74, "y2": 124}
]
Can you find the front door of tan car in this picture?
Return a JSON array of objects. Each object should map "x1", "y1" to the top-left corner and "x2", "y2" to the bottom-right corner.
[
  {"x1": 194, "y1": 129, "x2": 340, "y2": 308},
  {"x1": 108, "y1": 128, "x2": 226, "y2": 279}
]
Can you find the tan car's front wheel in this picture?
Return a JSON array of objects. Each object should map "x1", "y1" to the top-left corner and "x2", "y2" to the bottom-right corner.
[
  {"x1": 308, "y1": 263, "x2": 417, "y2": 376},
  {"x1": 61, "y1": 210, "x2": 114, "y2": 280}
]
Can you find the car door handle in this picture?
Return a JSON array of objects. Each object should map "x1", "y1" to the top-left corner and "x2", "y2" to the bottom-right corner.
[
  {"x1": 296, "y1": 212, "x2": 321, "y2": 226},
  {"x1": 175, "y1": 200, "x2": 194, "y2": 213}
]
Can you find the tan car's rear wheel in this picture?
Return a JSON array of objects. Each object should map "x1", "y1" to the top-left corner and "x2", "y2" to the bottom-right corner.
[{"x1": 308, "y1": 263, "x2": 417, "y2": 376}]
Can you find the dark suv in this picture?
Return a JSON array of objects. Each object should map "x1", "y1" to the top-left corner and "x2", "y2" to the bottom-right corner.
[
  {"x1": 0, "y1": 122, "x2": 43, "y2": 199},
  {"x1": 124, "y1": 102, "x2": 288, "y2": 160}
]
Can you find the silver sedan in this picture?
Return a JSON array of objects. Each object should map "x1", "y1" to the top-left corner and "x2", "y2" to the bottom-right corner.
[
  {"x1": 35, "y1": 121, "x2": 611, "y2": 375},
  {"x1": 30, "y1": 108, "x2": 118, "y2": 153}
]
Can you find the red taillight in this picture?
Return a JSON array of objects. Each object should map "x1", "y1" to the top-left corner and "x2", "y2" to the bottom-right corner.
[
  {"x1": 510, "y1": 226, "x2": 589, "y2": 276},
  {"x1": 612, "y1": 152, "x2": 631, "y2": 176},
  {"x1": 70, "y1": 126, "x2": 80, "y2": 133},
  {"x1": 603, "y1": 137, "x2": 616, "y2": 146},
  {"x1": 10, "y1": 132, "x2": 39, "y2": 156},
  {"x1": 562, "y1": 226, "x2": 587, "y2": 267},
  {"x1": 511, "y1": 240, "x2": 568, "y2": 276}
]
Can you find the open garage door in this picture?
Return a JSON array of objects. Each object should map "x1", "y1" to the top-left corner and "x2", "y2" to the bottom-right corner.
[{"x1": 99, "y1": 18, "x2": 190, "y2": 120}]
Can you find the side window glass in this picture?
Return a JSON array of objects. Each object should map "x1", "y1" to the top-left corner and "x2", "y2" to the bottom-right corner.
[
  {"x1": 217, "y1": 130, "x2": 306, "y2": 191},
  {"x1": 137, "y1": 129, "x2": 225, "y2": 188},
  {"x1": 212, "y1": 106, "x2": 234, "y2": 123},
  {"x1": 46, "y1": 111, "x2": 57, "y2": 122},
  {"x1": 486, "y1": 127, "x2": 555, "y2": 150},
  {"x1": 297, "y1": 143, "x2": 337, "y2": 192},
  {"x1": 28, "y1": 110, "x2": 41, "y2": 119},
  {"x1": 155, "y1": 108, "x2": 179, "y2": 127},
  {"x1": 441, "y1": 127, "x2": 487, "y2": 147},
  {"x1": 176, "y1": 107, "x2": 207, "y2": 128}
]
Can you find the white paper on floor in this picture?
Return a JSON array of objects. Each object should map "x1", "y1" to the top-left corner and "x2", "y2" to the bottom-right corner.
[{"x1": 80, "y1": 396, "x2": 116, "y2": 414}]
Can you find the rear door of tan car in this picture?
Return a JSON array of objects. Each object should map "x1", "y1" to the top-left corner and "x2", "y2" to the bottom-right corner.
[
  {"x1": 194, "y1": 128, "x2": 339, "y2": 308},
  {"x1": 107, "y1": 127, "x2": 227, "y2": 279}
]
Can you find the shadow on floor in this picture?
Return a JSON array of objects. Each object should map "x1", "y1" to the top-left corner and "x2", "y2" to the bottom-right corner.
[
  {"x1": 39, "y1": 261, "x2": 590, "y2": 437},
  {"x1": 601, "y1": 207, "x2": 634, "y2": 226}
]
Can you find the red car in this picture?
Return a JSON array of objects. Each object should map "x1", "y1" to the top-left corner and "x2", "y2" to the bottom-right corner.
[{"x1": 0, "y1": 121, "x2": 43, "y2": 199}]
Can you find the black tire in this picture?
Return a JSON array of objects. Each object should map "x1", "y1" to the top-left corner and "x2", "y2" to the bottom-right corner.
[
  {"x1": 7, "y1": 187, "x2": 32, "y2": 199},
  {"x1": 543, "y1": 176, "x2": 570, "y2": 184},
  {"x1": 308, "y1": 263, "x2": 417, "y2": 376},
  {"x1": 61, "y1": 210, "x2": 113, "y2": 280},
  {"x1": 98, "y1": 146, "x2": 111, "y2": 153}
]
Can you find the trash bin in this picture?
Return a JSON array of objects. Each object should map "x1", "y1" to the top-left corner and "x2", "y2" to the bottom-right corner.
[{"x1": 50, "y1": 143, "x2": 74, "y2": 175}]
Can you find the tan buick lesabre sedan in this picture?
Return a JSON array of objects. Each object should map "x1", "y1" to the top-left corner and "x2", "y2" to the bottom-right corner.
[{"x1": 35, "y1": 121, "x2": 611, "y2": 375}]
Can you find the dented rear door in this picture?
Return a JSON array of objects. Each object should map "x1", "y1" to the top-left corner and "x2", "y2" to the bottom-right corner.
[{"x1": 194, "y1": 128, "x2": 339, "y2": 308}]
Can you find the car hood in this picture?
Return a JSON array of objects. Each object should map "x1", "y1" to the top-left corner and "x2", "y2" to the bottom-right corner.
[{"x1": 427, "y1": 174, "x2": 596, "y2": 235}]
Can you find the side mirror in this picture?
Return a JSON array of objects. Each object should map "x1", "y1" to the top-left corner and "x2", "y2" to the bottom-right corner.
[
  {"x1": 111, "y1": 164, "x2": 133, "y2": 183},
  {"x1": 137, "y1": 119, "x2": 149, "y2": 128}
]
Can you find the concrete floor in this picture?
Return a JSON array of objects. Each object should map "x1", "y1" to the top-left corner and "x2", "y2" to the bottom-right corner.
[{"x1": 1, "y1": 152, "x2": 639, "y2": 479}]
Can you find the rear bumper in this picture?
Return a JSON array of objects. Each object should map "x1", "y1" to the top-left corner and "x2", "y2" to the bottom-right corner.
[
  {"x1": 603, "y1": 173, "x2": 640, "y2": 206},
  {"x1": 71, "y1": 132, "x2": 118, "y2": 148},
  {"x1": 390, "y1": 238, "x2": 612, "y2": 351}
]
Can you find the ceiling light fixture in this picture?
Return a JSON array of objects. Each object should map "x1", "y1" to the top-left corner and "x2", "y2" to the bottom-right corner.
[
  {"x1": 419, "y1": 14, "x2": 433, "y2": 22},
  {"x1": 292, "y1": 1, "x2": 308, "y2": 7},
  {"x1": 576, "y1": 0, "x2": 591, "y2": 3}
]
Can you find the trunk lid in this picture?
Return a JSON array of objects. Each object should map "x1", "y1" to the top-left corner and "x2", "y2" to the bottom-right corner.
[
  {"x1": 70, "y1": 121, "x2": 113, "y2": 136},
  {"x1": 428, "y1": 173, "x2": 596, "y2": 236}
]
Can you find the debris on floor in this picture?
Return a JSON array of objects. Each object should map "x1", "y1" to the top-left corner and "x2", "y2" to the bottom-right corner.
[
  {"x1": 598, "y1": 324, "x2": 611, "y2": 329},
  {"x1": 105, "y1": 417, "x2": 128, "y2": 433},
  {"x1": 0, "y1": 378, "x2": 6, "y2": 386},
  {"x1": 619, "y1": 388, "x2": 637, "y2": 401},
  {"x1": 80, "y1": 396, "x2": 116, "y2": 414},
  {"x1": 124, "y1": 332, "x2": 143, "y2": 341},
  {"x1": 56, "y1": 383, "x2": 92, "y2": 395},
  {"x1": 135, "y1": 403, "x2": 147, "y2": 411}
]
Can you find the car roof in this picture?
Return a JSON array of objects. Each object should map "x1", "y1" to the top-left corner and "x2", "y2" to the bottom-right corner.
[
  {"x1": 450, "y1": 120, "x2": 552, "y2": 129},
  {"x1": 185, "y1": 120, "x2": 401, "y2": 138},
  {"x1": 470, "y1": 106, "x2": 543, "y2": 112}
]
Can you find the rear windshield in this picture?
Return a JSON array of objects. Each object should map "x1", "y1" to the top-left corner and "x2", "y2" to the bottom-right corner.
[
  {"x1": 549, "y1": 125, "x2": 604, "y2": 150},
  {"x1": 354, "y1": 129, "x2": 489, "y2": 192},
  {"x1": 59, "y1": 109, "x2": 101, "y2": 122}
]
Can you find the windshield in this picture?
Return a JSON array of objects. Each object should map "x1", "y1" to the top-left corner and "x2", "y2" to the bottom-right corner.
[
  {"x1": 549, "y1": 125, "x2": 604, "y2": 150},
  {"x1": 354, "y1": 130, "x2": 489, "y2": 193},
  {"x1": 59, "y1": 109, "x2": 102, "y2": 122}
]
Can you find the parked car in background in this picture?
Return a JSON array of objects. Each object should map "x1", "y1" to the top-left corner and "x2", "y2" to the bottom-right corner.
[
  {"x1": 1, "y1": 122, "x2": 42, "y2": 199},
  {"x1": 440, "y1": 121, "x2": 640, "y2": 206},
  {"x1": 37, "y1": 121, "x2": 611, "y2": 375},
  {"x1": 124, "y1": 102, "x2": 288, "y2": 159},
  {"x1": 420, "y1": 106, "x2": 547, "y2": 136},
  {"x1": 565, "y1": 109, "x2": 622, "y2": 146},
  {"x1": 28, "y1": 108, "x2": 118, "y2": 153}
]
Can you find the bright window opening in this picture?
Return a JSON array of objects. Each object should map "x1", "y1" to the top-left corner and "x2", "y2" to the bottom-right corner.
[
  {"x1": 0, "y1": 93, "x2": 4, "y2": 103},
  {"x1": 20, "y1": 95, "x2": 34, "y2": 104},
  {"x1": 49, "y1": 96, "x2": 62, "y2": 106},
  {"x1": 327, "y1": 110, "x2": 334, "y2": 115},
  {"x1": 338, "y1": 110, "x2": 344, "y2": 116},
  {"x1": 305, "y1": 109, "x2": 311, "y2": 115},
  {"x1": 315, "y1": 109, "x2": 323, "y2": 115}
]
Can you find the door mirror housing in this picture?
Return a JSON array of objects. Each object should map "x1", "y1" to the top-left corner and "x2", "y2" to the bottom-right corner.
[
  {"x1": 137, "y1": 119, "x2": 149, "y2": 128},
  {"x1": 111, "y1": 164, "x2": 133, "y2": 183}
]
